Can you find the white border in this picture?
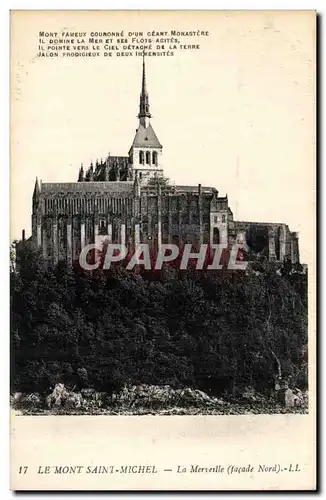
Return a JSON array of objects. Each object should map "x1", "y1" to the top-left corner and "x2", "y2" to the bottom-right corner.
[{"x1": 2, "y1": 2, "x2": 323, "y2": 499}]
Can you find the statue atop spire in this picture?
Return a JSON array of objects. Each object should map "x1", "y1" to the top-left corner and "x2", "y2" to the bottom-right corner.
[{"x1": 138, "y1": 54, "x2": 151, "y2": 127}]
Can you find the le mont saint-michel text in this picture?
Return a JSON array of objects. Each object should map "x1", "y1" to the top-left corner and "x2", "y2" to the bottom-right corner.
[{"x1": 36, "y1": 463, "x2": 300, "y2": 475}]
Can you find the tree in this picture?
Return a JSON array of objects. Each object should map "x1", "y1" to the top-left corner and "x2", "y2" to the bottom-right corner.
[{"x1": 10, "y1": 244, "x2": 308, "y2": 396}]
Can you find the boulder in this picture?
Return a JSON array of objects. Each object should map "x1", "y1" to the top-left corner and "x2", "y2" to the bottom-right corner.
[
  {"x1": 27, "y1": 393, "x2": 41, "y2": 406},
  {"x1": 181, "y1": 388, "x2": 206, "y2": 406},
  {"x1": 65, "y1": 392, "x2": 84, "y2": 409},
  {"x1": 281, "y1": 388, "x2": 295, "y2": 409},
  {"x1": 19, "y1": 393, "x2": 42, "y2": 408},
  {"x1": 46, "y1": 383, "x2": 70, "y2": 408},
  {"x1": 293, "y1": 389, "x2": 305, "y2": 407},
  {"x1": 10, "y1": 392, "x2": 23, "y2": 407},
  {"x1": 242, "y1": 386, "x2": 257, "y2": 401},
  {"x1": 111, "y1": 384, "x2": 220, "y2": 410},
  {"x1": 195, "y1": 389, "x2": 212, "y2": 402}
]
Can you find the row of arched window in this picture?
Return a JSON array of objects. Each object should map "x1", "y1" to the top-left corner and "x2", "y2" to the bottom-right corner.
[{"x1": 139, "y1": 150, "x2": 158, "y2": 166}]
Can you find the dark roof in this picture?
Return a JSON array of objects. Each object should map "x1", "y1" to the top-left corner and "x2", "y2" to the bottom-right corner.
[
  {"x1": 234, "y1": 220, "x2": 290, "y2": 230},
  {"x1": 132, "y1": 123, "x2": 162, "y2": 148},
  {"x1": 106, "y1": 156, "x2": 129, "y2": 166},
  {"x1": 175, "y1": 185, "x2": 216, "y2": 194},
  {"x1": 93, "y1": 156, "x2": 130, "y2": 181},
  {"x1": 41, "y1": 182, "x2": 134, "y2": 195}
]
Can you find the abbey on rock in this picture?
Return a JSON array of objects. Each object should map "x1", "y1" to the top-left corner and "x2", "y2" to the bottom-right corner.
[{"x1": 27, "y1": 56, "x2": 300, "y2": 266}]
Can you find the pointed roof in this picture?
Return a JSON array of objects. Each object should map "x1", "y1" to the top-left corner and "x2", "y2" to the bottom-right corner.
[
  {"x1": 132, "y1": 123, "x2": 162, "y2": 148},
  {"x1": 33, "y1": 177, "x2": 40, "y2": 197},
  {"x1": 138, "y1": 55, "x2": 151, "y2": 120},
  {"x1": 42, "y1": 181, "x2": 134, "y2": 195},
  {"x1": 141, "y1": 54, "x2": 147, "y2": 95}
]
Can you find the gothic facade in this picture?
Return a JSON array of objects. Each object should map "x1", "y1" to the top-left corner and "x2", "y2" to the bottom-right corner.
[{"x1": 29, "y1": 57, "x2": 300, "y2": 266}]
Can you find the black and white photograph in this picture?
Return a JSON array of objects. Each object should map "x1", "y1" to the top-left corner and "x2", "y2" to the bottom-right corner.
[{"x1": 9, "y1": 10, "x2": 316, "y2": 491}]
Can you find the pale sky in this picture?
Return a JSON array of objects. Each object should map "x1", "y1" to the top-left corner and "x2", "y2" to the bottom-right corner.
[{"x1": 11, "y1": 11, "x2": 315, "y2": 265}]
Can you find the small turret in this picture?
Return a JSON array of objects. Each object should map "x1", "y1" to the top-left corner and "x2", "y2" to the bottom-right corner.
[
  {"x1": 290, "y1": 231, "x2": 300, "y2": 264},
  {"x1": 103, "y1": 160, "x2": 109, "y2": 181},
  {"x1": 33, "y1": 177, "x2": 41, "y2": 212},
  {"x1": 89, "y1": 161, "x2": 94, "y2": 182},
  {"x1": 78, "y1": 163, "x2": 84, "y2": 182},
  {"x1": 95, "y1": 159, "x2": 100, "y2": 179},
  {"x1": 33, "y1": 177, "x2": 40, "y2": 198},
  {"x1": 133, "y1": 171, "x2": 141, "y2": 197}
]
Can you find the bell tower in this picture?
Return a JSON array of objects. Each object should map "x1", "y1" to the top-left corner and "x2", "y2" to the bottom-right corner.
[{"x1": 129, "y1": 55, "x2": 163, "y2": 184}]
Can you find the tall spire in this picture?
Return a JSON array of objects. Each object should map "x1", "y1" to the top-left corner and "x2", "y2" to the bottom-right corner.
[
  {"x1": 33, "y1": 177, "x2": 40, "y2": 211},
  {"x1": 78, "y1": 163, "x2": 84, "y2": 182},
  {"x1": 138, "y1": 54, "x2": 151, "y2": 127},
  {"x1": 33, "y1": 177, "x2": 40, "y2": 198}
]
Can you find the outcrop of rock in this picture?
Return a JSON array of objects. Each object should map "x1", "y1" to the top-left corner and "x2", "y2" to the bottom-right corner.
[
  {"x1": 11, "y1": 392, "x2": 42, "y2": 408},
  {"x1": 111, "y1": 384, "x2": 224, "y2": 410},
  {"x1": 10, "y1": 383, "x2": 308, "y2": 414},
  {"x1": 46, "y1": 383, "x2": 84, "y2": 409}
]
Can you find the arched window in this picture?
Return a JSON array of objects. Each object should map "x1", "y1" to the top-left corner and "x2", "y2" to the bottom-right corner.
[
  {"x1": 222, "y1": 215, "x2": 226, "y2": 223},
  {"x1": 172, "y1": 234, "x2": 180, "y2": 246},
  {"x1": 139, "y1": 151, "x2": 144, "y2": 164},
  {"x1": 146, "y1": 151, "x2": 151, "y2": 165},
  {"x1": 99, "y1": 219, "x2": 106, "y2": 235},
  {"x1": 213, "y1": 227, "x2": 220, "y2": 244},
  {"x1": 152, "y1": 151, "x2": 157, "y2": 166}
]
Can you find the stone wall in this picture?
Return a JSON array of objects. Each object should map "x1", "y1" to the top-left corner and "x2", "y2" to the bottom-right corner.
[
  {"x1": 32, "y1": 184, "x2": 299, "y2": 265},
  {"x1": 232, "y1": 221, "x2": 294, "y2": 261}
]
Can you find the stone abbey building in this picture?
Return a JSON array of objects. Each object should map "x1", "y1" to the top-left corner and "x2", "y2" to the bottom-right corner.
[{"x1": 30, "y1": 57, "x2": 300, "y2": 265}]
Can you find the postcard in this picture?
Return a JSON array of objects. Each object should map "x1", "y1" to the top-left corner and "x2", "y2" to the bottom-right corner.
[{"x1": 10, "y1": 10, "x2": 316, "y2": 491}]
